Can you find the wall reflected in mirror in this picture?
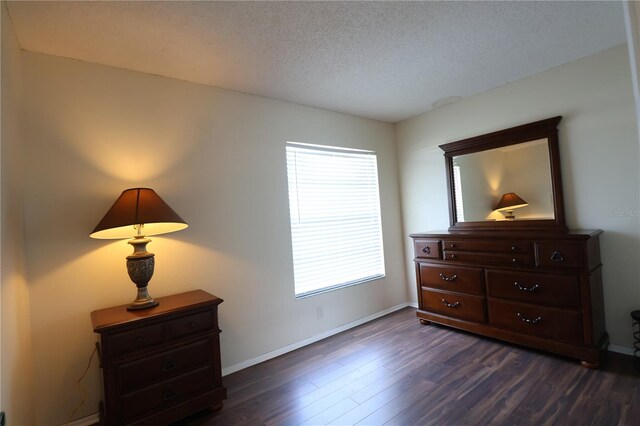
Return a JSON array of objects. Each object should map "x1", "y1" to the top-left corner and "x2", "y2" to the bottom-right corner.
[{"x1": 452, "y1": 138, "x2": 554, "y2": 222}]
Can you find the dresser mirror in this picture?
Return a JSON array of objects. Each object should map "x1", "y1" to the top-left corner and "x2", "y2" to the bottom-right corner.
[{"x1": 440, "y1": 116, "x2": 567, "y2": 231}]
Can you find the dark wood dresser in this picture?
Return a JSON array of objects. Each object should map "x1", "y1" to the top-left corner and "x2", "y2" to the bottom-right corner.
[
  {"x1": 91, "y1": 290, "x2": 226, "y2": 425},
  {"x1": 411, "y1": 231, "x2": 608, "y2": 367}
]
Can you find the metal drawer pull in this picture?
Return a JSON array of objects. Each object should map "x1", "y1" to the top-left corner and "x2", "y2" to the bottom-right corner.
[
  {"x1": 449, "y1": 254, "x2": 457, "y2": 259},
  {"x1": 511, "y1": 246, "x2": 518, "y2": 251},
  {"x1": 517, "y1": 313, "x2": 542, "y2": 324},
  {"x1": 450, "y1": 243, "x2": 456, "y2": 248},
  {"x1": 512, "y1": 258, "x2": 517, "y2": 263},
  {"x1": 439, "y1": 273, "x2": 457, "y2": 282},
  {"x1": 441, "y1": 299, "x2": 460, "y2": 308},
  {"x1": 163, "y1": 387, "x2": 177, "y2": 401},
  {"x1": 514, "y1": 282, "x2": 540, "y2": 292},
  {"x1": 422, "y1": 246, "x2": 431, "y2": 254},
  {"x1": 162, "y1": 357, "x2": 177, "y2": 372},
  {"x1": 551, "y1": 251, "x2": 564, "y2": 262}
]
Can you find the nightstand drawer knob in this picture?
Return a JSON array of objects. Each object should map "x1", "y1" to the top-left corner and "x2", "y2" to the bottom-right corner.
[
  {"x1": 439, "y1": 273, "x2": 457, "y2": 282},
  {"x1": 421, "y1": 246, "x2": 431, "y2": 254},
  {"x1": 162, "y1": 357, "x2": 177, "y2": 372},
  {"x1": 163, "y1": 387, "x2": 177, "y2": 401}
]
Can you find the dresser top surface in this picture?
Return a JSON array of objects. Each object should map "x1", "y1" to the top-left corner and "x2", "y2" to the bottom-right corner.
[
  {"x1": 91, "y1": 289, "x2": 223, "y2": 332},
  {"x1": 410, "y1": 229, "x2": 602, "y2": 240}
]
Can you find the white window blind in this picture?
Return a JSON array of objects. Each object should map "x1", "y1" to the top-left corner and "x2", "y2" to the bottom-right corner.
[
  {"x1": 453, "y1": 163, "x2": 465, "y2": 222},
  {"x1": 286, "y1": 142, "x2": 385, "y2": 297}
]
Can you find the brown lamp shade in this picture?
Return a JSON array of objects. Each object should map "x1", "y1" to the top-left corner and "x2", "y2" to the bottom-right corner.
[
  {"x1": 90, "y1": 188, "x2": 188, "y2": 239},
  {"x1": 494, "y1": 192, "x2": 529, "y2": 212}
]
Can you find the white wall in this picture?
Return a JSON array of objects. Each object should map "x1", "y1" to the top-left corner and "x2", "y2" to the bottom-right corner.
[
  {"x1": 397, "y1": 45, "x2": 639, "y2": 350},
  {"x1": 0, "y1": 3, "x2": 35, "y2": 425},
  {"x1": 20, "y1": 51, "x2": 407, "y2": 424}
]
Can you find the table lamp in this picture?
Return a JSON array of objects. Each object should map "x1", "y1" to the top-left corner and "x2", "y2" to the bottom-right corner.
[
  {"x1": 495, "y1": 192, "x2": 528, "y2": 220},
  {"x1": 90, "y1": 188, "x2": 188, "y2": 310}
]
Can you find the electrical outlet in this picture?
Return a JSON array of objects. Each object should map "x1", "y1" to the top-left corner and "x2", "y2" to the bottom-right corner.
[{"x1": 316, "y1": 305, "x2": 324, "y2": 319}]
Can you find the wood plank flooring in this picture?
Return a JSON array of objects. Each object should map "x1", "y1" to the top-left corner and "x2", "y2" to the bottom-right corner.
[{"x1": 178, "y1": 307, "x2": 640, "y2": 425}]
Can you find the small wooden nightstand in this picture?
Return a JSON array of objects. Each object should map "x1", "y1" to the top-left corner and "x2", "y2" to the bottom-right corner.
[{"x1": 91, "y1": 290, "x2": 226, "y2": 425}]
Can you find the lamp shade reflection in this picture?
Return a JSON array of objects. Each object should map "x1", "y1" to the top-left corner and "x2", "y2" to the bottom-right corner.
[{"x1": 494, "y1": 192, "x2": 528, "y2": 220}]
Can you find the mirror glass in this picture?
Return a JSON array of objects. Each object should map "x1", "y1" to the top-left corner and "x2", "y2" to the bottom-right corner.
[{"x1": 452, "y1": 138, "x2": 554, "y2": 222}]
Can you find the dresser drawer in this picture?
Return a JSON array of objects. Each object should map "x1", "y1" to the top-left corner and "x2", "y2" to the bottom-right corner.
[
  {"x1": 166, "y1": 310, "x2": 215, "y2": 341},
  {"x1": 443, "y1": 250, "x2": 533, "y2": 267},
  {"x1": 109, "y1": 322, "x2": 166, "y2": 359},
  {"x1": 536, "y1": 242, "x2": 582, "y2": 269},
  {"x1": 414, "y1": 239, "x2": 440, "y2": 259},
  {"x1": 486, "y1": 270, "x2": 579, "y2": 308},
  {"x1": 119, "y1": 338, "x2": 213, "y2": 393},
  {"x1": 443, "y1": 240, "x2": 532, "y2": 254},
  {"x1": 419, "y1": 264, "x2": 483, "y2": 295},
  {"x1": 488, "y1": 300, "x2": 581, "y2": 345},
  {"x1": 120, "y1": 365, "x2": 215, "y2": 423},
  {"x1": 421, "y1": 288, "x2": 486, "y2": 323}
]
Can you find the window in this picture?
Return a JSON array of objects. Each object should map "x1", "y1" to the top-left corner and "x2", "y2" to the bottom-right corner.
[
  {"x1": 453, "y1": 163, "x2": 465, "y2": 222},
  {"x1": 286, "y1": 142, "x2": 385, "y2": 297}
]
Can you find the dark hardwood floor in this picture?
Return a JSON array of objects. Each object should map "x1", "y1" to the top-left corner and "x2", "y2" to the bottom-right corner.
[{"x1": 179, "y1": 307, "x2": 640, "y2": 425}]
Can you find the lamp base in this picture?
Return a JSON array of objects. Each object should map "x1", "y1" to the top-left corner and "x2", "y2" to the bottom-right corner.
[
  {"x1": 126, "y1": 236, "x2": 158, "y2": 310},
  {"x1": 127, "y1": 285, "x2": 159, "y2": 310}
]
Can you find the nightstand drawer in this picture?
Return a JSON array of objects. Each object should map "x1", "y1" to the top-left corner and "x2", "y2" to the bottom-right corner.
[
  {"x1": 419, "y1": 264, "x2": 483, "y2": 295},
  {"x1": 486, "y1": 270, "x2": 579, "y2": 308},
  {"x1": 167, "y1": 310, "x2": 215, "y2": 340},
  {"x1": 121, "y1": 365, "x2": 214, "y2": 423},
  {"x1": 119, "y1": 338, "x2": 213, "y2": 393},
  {"x1": 488, "y1": 299, "x2": 581, "y2": 345},
  {"x1": 421, "y1": 288, "x2": 486, "y2": 323},
  {"x1": 109, "y1": 322, "x2": 165, "y2": 358}
]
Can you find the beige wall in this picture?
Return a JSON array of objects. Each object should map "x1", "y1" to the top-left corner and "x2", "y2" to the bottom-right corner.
[
  {"x1": 396, "y1": 45, "x2": 639, "y2": 350},
  {"x1": 0, "y1": 3, "x2": 35, "y2": 425},
  {"x1": 20, "y1": 51, "x2": 407, "y2": 424}
]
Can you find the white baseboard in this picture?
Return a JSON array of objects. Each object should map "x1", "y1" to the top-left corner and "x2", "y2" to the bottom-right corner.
[
  {"x1": 609, "y1": 344, "x2": 634, "y2": 356},
  {"x1": 222, "y1": 302, "x2": 413, "y2": 376},
  {"x1": 64, "y1": 413, "x2": 100, "y2": 426}
]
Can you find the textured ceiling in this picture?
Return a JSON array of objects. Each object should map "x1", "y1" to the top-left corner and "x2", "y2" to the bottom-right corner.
[{"x1": 6, "y1": 1, "x2": 627, "y2": 123}]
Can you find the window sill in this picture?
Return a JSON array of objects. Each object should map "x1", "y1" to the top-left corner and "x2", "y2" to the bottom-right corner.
[{"x1": 294, "y1": 274, "x2": 385, "y2": 299}]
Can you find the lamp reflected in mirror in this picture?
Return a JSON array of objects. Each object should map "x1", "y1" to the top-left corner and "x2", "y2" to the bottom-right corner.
[{"x1": 494, "y1": 192, "x2": 529, "y2": 220}]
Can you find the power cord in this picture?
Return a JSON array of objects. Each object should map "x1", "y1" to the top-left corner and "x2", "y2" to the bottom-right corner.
[{"x1": 67, "y1": 344, "x2": 98, "y2": 424}]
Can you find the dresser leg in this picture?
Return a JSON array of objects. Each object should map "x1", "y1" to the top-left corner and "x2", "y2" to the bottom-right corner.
[
  {"x1": 580, "y1": 360, "x2": 599, "y2": 369},
  {"x1": 419, "y1": 319, "x2": 431, "y2": 325}
]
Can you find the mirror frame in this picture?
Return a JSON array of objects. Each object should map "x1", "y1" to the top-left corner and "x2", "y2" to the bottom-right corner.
[{"x1": 440, "y1": 116, "x2": 567, "y2": 232}]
